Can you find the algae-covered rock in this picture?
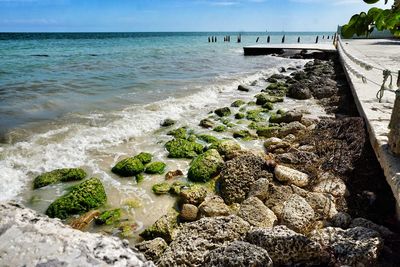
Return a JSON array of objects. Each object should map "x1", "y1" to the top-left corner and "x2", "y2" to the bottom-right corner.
[
  {"x1": 197, "y1": 134, "x2": 219, "y2": 144},
  {"x1": 235, "y1": 113, "x2": 245, "y2": 119},
  {"x1": 135, "y1": 173, "x2": 145, "y2": 183},
  {"x1": 169, "y1": 181, "x2": 190, "y2": 195},
  {"x1": 167, "y1": 127, "x2": 187, "y2": 139},
  {"x1": 199, "y1": 118, "x2": 215, "y2": 129},
  {"x1": 152, "y1": 182, "x2": 171, "y2": 195},
  {"x1": 45, "y1": 177, "x2": 107, "y2": 219},
  {"x1": 213, "y1": 125, "x2": 227, "y2": 132},
  {"x1": 246, "y1": 109, "x2": 267, "y2": 122},
  {"x1": 95, "y1": 209, "x2": 121, "y2": 225},
  {"x1": 262, "y1": 102, "x2": 274, "y2": 110},
  {"x1": 209, "y1": 139, "x2": 241, "y2": 156},
  {"x1": 269, "y1": 111, "x2": 303, "y2": 124},
  {"x1": 214, "y1": 107, "x2": 231, "y2": 117},
  {"x1": 255, "y1": 94, "x2": 284, "y2": 105},
  {"x1": 238, "y1": 84, "x2": 251, "y2": 92},
  {"x1": 188, "y1": 149, "x2": 224, "y2": 183},
  {"x1": 134, "y1": 152, "x2": 153, "y2": 164},
  {"x1": 179, "y1": 185, "x2": 208, "y2": 206},
  {"x1": 112, "y1": 157, "x2": 145, "y2": 177},
  {"x1": 140, "y1": 209, "x2": 179, "y2": 243},
  {"x1": 33, "y1": 168, "x2": 87, "y2": 189},
  {"x1": 256, "y1": 126, "x2": 280, "y2": 138},
  {"x1": 231, "y1": 100, "x2": 246, "y2": 107},
  {"x1": 135, "y1": 238, "x2": 168, "y2": 262},
  {"x1": 233, "y1": 130, "x2": 256, "y2": 140},
  {"x1": 165, "y1": 138, "x2": 204, "y2": 159},
  {"x1": 145, "y1": 162, "x2": 167, "y2": 174},
  {"x1": 161, "y1": 118, "x2": 176, "y2": 127}
]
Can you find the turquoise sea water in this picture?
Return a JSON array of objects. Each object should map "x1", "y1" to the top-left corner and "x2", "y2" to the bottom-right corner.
[{"x1": 0, "y1": 32, "x2": 333, "y2": 222}]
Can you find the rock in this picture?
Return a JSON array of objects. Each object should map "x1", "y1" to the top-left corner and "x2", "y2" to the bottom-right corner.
[
  {"x1": 0, "y1": 202, "x2": 153, "y2": 267},
  {"x1": 275, "y1": 165, "x2": 309, "y2": 187},
  {"x1": 238, "y1": 84, "x2": 251, "y2": 92},
  {"x1": 152, "y1": 182, "x2": 171, "y2": 195},
  {"x1": 235, "y1": 112, "x2": 245, "y2": 119},
  {"x1": 187, "y1": 149, "x2": 224, "y2": 183},
  {"x1": 350, "y1": 218, "x2": 394, "y2": 238},
  {"x1": 219, "y1": 153, "x2": 272, "y2": 204},
  {"x1": 313, "y1": 174, "x2": 348, "y2": 197},
  {"x1": 145, "y1": 162, "x2": 167, "y2": 174},
  {"x1": 179, "y1": 185, "x2": 208, "y2": 206},
  {"x1": 269, "y1": 111, "x2": 303, "y2": 124},
  {"x1": 246, "y1": 108, "x2": 267, "y2": 122},
  {"x1": 255, "y1": 94, "x2": 284, "y2": 105},
  {"x1": 256, "y1": 126, "x2": 280, "y2": 138},
  {"x1": 199, "y1": 118, "x2": 215, "y2": 128},
  {"x1": 95, "y1": 209, "x2": 121, "y2": 225},
  {"x1": 331, "y1": 212, "x2": 352, "y2": 228},
  {"x1": 213, "y1": 125, "x2": 226, "y2": 132},
  {"x1": 203, "y1": 241, "x2": 273, "y2": 267},
  {"x1": 210, "y1": 139, "x2": 241, "y2": 157},
  {"x1": 165, "y1": 138, "x2": 204, "y2": 159},
  {"x1": 264, "y1": 137, "x2": 290, "y2": 152},
  {"x1": 264, "y1": 184, "x2": 294, "y2": 216},
  {"x1": 279, "y1": 67, "x2": 286, "y2": 73},
  {"x1": 282, "y1": 133, "x2": 296, "y2": 143},
  {"x1": 140, "y1": 209, "x2": 179, "y2": 243},
  {"x1": 167, "y1": 127, "x2": 187, "y2": 139},
  {"x1": 233, "y1": 130, "x2": 256, "y2": 140},
  {"x1": 198, "y1": 196, "x2": 231, "y2": 218},
  {"x1": 119, "y1": 221, "x2": 139, "y2": 238},
  {"x1": 197, "y1": 134, "x2": 219, "y2": 144},
  {"x1": 169, "y1": 181, "x2": 190, "y2": 195},
  {"x1": 277, "y1": 121, "x2": 307, "y2": 138},
  {"x1": 165, "y1": 169, "x2": 184, "y2": 180},
  {"x1": 281, "y1": 194, "x2": 315, "y2": 233},
  {"x1": 158, "y1": 215, "x2": 250, "y2": 266},
  {"x1": 136, "y1": 173, "x2": 145, "y2": 183},
  {"x1": 238, "y1": 197, "x2": 277, "y2": 228},
  {"x1": 288, "y1": 82, "x2": 312, "y2": 100},
  {"x1": 135, "y1": 152, "x2": 153, "y2": 165},
  {"x1": 214, "y1": 107, "x2": 231, "y2": 117},
  {"x1": 270, "y1": 74, "x2": 286, "y2": 80},
  {"x1": 311, "y1": 227, "x2": 383, "y2": 266},
  {"x1": 135, "y1": 238, "x2": 168, "y2": 262},
  {"x1": 45, "y1": 178, "x2": 106, "y2": 220},
  {"x1": 246, "y1": 226, "x2": 329, "y2": 265},
  {"x1": 33, "y1": 168, "x2": 86, "y2": 189},
  {"x1": 112, "y1": 157, "x2": 145, "y2": 177},
  {"x1": 248, "y1": 178, "x2": 269, "y2": 201},
  {"x1": 231, "y1": 99, "x2": 246, "y2": 107},
  {"x1": 160, "y1": 119, "x2": 176, "y2": 127},
  {"x1": 180, "y1": 204, "x2": 198, "y2": 222},
  {"x1": 69, "y1": 210, "x2": 100, "y2": 230}
]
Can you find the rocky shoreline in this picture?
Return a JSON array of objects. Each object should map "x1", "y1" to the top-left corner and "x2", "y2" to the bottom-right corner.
[{"x1": 2, "y1": 52, "x2": 399, "y2": 266}]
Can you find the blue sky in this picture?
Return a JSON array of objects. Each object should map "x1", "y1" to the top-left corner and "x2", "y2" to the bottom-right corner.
[{"x1": 0, "y1": 0, "x2": 393, "y2": 32}]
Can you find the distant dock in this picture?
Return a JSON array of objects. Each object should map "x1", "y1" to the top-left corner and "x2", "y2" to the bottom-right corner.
[{"x1": 243, "y1": 43, "x2": 336, "y2": 55}]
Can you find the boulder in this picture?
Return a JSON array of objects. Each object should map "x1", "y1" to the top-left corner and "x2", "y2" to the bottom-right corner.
[
  {"x1": 269, "y1": 111, "x2": 303, "y2": 124},
  {"x1": 112, "y1": 157, "x2": 145, "y2": 177},
  {"x1": 45, "y1": 178, "x2": 107, "y2": 219},
  {"x1": 164, "y1": 169, "x2": 184, "y2": 180},
  {"x1": 275, "y1": 165, "x2": 309, "y2": 187},
  {"x1": 140, "y1": 209, "x2": 179, "y2": 243},
  {"x1": 187, "y1": 149, "x2": 224, "y2": 183},
  {"x1": 264, "y1": 184, "x2": 294, "y2": 217},
  {"x1": 169, "y1": 181, "x2": 190, "y2": 195},
  {"x1": 256, "y1": 126, "x2": 280, "y2": 138},
  {"x1": 350, "y1": 218, "x2": 394, "y2": 238},
  {"x1": 135, "y1": 238, "x2": 168, "y2": 262},
  {"x1": 277, "y1": 121, "x2": 307, "y2": 138},
  {"x1": 179, "y1": 185, "x2": 208, "y2": 206},
  {"x1": 263, "y1": 137, "x2": 290, "y2": 152},
  {"x1": 33, "y1": 168, "x2": 86, "y2": 189},
  {"x1": 214, "y1": 107, "x2": 231, "y2": 117},
  {"x1": 219, "y1": 153, "x2": 272, "y2": 204},
  {"x1": 165, "y1": 138, "x2": 204, "y2": 159},
  {"x1": 238, "y1": 197, "x2": 277, "y2": 228},
  {"x1": 152, "y1": 183, "x2": 171, "y2": 195},
  {"x1": 248, "y1": 178, "x2": 270, "y2": 201},
  {"x1": 313, "y1": 173, "x2": 348, "y2": 197},
  {"x1": 167, "y1": 127, "x2": 187, "y2": 139},
  {"x1": 160, "y1": 119, "x2": 176, "y2": 127},
  {"x1": 330, "y1": 212, "x2": 352, "y2": 229},
  {"x1": 197, "y1": 134, "x2": 219, "y2": 144},
  {"x1": 288, "y1": 82, "x2": 312, "y2": 100},
  {"x1": 95, "y1": 209, "x2": 121, "y2": 225},
  {"x1": 246, "y1": 226, "x2": 329, "y2": 265},
  {"x1": 281, "y1": 194, "x2": 315, "y2": 233},
  {"x1": 311, "y1": 227, "x2": 383, "y2": 266},
  {"x1": 0, "y1": 203, "x2": 153, "y2": 267},
  {"x1": 231, "y1": 99, "x2": 246, "y2": 107},
  {"x1": 199, "y1": 118, "x2": 215, "y2": 128},
  {"x1": 213, "y1": 125, "x2": 227, "y2": 132},
  {"x1": 145, "y1": 162, "x2": 167, "y2": 174},
  {"x1": 255, "y1": 94, "x2": 284, "y2": 105},
  {"x1": 69, "y1": 210, "x2": 100, "y2": 230},
  {"x1": 180, "y1": 204, "x2": 198, "y2": 222},
  {"x1": 198, "y1": 196, "x2": 231, "y2": 218},
  {"x1": 237, "y1": 84, "x2": 251, "y2": 92},
  {"x1": 158, "y1": 215, "x2": 250, "y2": 266},
  {"x1": 210, "y1": 139, "x2": 241, "y2": 157},
  {"x1": 203, "y1": 241, "x2": 273, "y2": 267}
]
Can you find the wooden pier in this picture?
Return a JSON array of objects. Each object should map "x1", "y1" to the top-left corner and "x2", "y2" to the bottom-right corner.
[{"x1": 243, "y1": 43, "x2": 337, "y2": 55}]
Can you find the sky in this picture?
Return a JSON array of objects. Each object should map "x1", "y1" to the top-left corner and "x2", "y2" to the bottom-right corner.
[{"x1": 0, "y1": 0, "x2": 394, "y2": 32}]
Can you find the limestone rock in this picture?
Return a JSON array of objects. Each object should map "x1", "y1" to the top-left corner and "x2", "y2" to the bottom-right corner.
[
  {"x1": 135, "y1": 238, "x2": 168, "y2": 262},
  {"x1": 164, "y1": 169, "x2": 183, "y2": 180},
  {"x1": 331, "y1": 212, "x2": 352, "y2": 229},
  {"x1": 180, "y1": 204, "x2": 198, "y2": 222},
  {"x1": 246, "y1": 226, "x2": 329, "y2": 265},
  {"x1": 238, "y1": 197, "x2": 277, "y2": 228},
  {"x1": 140, "y1": 210, "x2": 179, "y2": 243},
  {"x1": 0, "y1": 202, "x2": 153, "y2": 267},
  {"x1": 203, "y1": 241, "x2": 273, "y2": 267},
  {"x1": 281, "y1": 194, "x2": 315, "y2": 233},
  {"x1": 350, "y1": 218, "x2": 394, "y2": 238},
  {"x1": 198, "y1": 196, "x2": 231, "y2": 218},
  {"x1": 277, "y1": 121, "x2": 307, "y2": 138},
  {"x1": 158, "y1": 215, "x2": 250, "y2": 266},
  {"x1": 311, "y1": 227, "x2": 383, "y2": 266},
  {"x1": 269, "y1": 111, "x2": 303, "y2": 124},
  {"x1": 313, "y1": 173, "x2": 348, "y2": 197},
  {"x1": 248, "y1": 178, "x2": 270, "y2": 201},
  {"x1": 187, "y1": 149, "x2": 223, "y2": 183},
  {"x1": 275, "y1": 165, "x2": 309, "y2": 187},
  {"x1": 264, "y1": 184, "x2": 294, "y2": 217},
  {"x1": 179, "y1": 185, "x2": 208, "y2": 206}
]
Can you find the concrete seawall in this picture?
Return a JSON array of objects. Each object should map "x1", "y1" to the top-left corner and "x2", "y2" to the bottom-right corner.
[{"x1": 338, "y1": 38, "x2": 400, "y2": 219}]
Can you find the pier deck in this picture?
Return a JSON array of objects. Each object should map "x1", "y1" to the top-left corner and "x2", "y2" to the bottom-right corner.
[
  {"x1": 338, "y1": 38, "x2": 400, "y2": 218},
  {"x1": 243, "y1": 43, "x2": 336, "y2": 55}
]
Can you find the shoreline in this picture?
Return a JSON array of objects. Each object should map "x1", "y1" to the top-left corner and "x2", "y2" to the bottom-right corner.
[{"x1": 1, "y1": 50, "x2": 400, "y2": 266}]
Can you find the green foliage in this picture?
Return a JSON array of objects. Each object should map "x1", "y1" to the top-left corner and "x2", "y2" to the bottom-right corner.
[
  {"x1": 45, "y1": 177, "x2": 107, "y2": 219},
  {"x1": 33, "y1": 168, "x2": 86, "y2": 189}
]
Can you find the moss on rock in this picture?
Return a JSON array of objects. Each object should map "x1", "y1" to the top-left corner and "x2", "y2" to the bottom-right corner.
[
  {"x1": 152, "y1": 182, "x2": 172, "y2": 195},
  {"x1": 214, "y1": 107, "x2": 231, "y2": 117},
  {"x1": 112, "y1": 157, "x2": 144, "y2": 177},
  {"x1": 256, "y1": 126, "x2": 281, "y2": 138},
  {"x1": 45, "y1": 177, "x2": 107, "y2": 219},
  {"x1": 235, "y1": 113, "x2": 245, "y2": 119},
  {"x1": 134, "y1": 152, "x2": 153, "y2": 164},
  {"x1": 197, "y1": 134, "x2": 219, "y2": 144},
  {"x1": 169, "y1": 181, "x2": 191, "y2": 195},
  {"x1": 213, "y1": 125, "x2": 227, "y2": 132},
  {"x1": 165, "y1": 138, "x2": 204, "y2": 159},
  {"x1": 167, "y1": 127, "x2": 187, "y2": 139},
  {"x1": 188, "y1": 149, "x2": 224, "y2": 183},
  {"x1": 95, "y1": 209, "x2": 121, "y2": 225},
  {"x1": 33, "y1": 168, "x2": 87, "y2": 189},
  {"x1": 140, "y1": 209, "x2": 179, "y2": 243},
  {"x1": 209, "y1": 140, "x2": 241, "y2": 156},
  {"x1": 246, "y1": 109, "x2": 269, "y2": 122},
  {"x1": 145, "y1": 162, "x2": 167, "y2": 174},
  {"x1": 231, "y1": 100, "x2": 246, "y2": 107},
  {"x1": 136, "y1": 173, "x2": 145, "y2": 183},
  {"x1": 255, "y1": 94, "x2": 284, "y2": 105}
]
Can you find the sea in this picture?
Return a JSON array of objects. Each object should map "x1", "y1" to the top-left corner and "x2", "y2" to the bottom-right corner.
[{"x1": 0, "y1": 32, "x2": 334, "y2": 239}]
